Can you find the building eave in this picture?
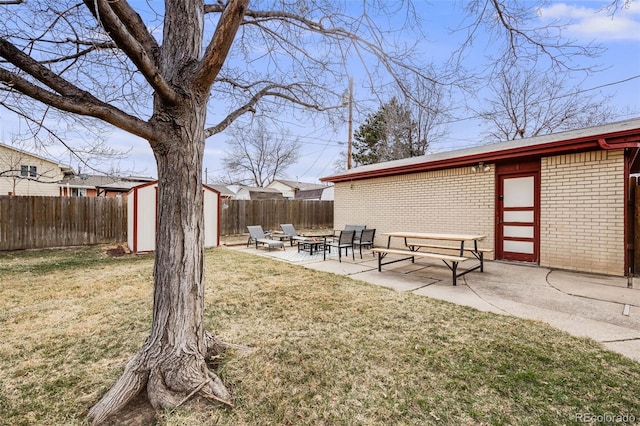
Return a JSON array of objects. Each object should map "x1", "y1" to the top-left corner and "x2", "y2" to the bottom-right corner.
[{"x1": 321, "y1": 119, "x2": 640, "y2": 183}]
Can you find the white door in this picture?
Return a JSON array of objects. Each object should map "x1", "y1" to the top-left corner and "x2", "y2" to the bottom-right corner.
[{"x1": 497, "y1": 173, "x2": 538, "y2": 262}]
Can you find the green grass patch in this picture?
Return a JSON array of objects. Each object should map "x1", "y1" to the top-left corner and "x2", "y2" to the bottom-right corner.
[{"x1": 1, "y1": 246, "x2": 639, "y2": 425}]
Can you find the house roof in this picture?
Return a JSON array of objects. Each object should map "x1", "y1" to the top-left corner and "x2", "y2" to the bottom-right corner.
[
  {"x1": 0, "y1": 142, "x2": 73, "y2": 172},
  {"x1": 271, "y1": 179, "x2": 327, "y2": 191},
  {"x1": 238, "y1": 186, "x2": 281, "y2": 193},
  {"x1": 207, "y1": 184, "x2": 235, "y2": 197},
  {"x1": 238, "y1": 186, "x2": 284, "y2": 200},
  {"x1": 294, "y1": 188, "x2": 325, "y2": 200},
  {"x1": 321, "y1": 117, "x2": 640, "y2": 183}
]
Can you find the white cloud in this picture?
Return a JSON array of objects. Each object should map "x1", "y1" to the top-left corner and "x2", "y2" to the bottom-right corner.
[{"x1": 538, "y1": 2, "x2": 640, "y2": 41}]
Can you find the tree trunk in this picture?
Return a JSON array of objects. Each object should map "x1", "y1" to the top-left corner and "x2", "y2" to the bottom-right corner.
[
  {"x1": 88, "y1": 103, "x2": 231, "y2": 424},
  {"x1": 86, "y1": 1, "x2": 249, "y2": 422}
]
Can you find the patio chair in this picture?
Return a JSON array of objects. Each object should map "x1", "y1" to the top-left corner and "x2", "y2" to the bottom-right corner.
[
  {"x1": 280, "y1": 223, "x2": 308, "y2": 246},
  {"x1": 331, "y1": 224, "x2": 366, "y2": 242},
  {"x1": 324, "y1": 229, "x2": 355, "y2": 262},
  {"x1": 353, "y1": 228, "x2": 376, "y2": 259},
  {"x1": 247, "y1": 225, "x2": 285, "y2": 251}
]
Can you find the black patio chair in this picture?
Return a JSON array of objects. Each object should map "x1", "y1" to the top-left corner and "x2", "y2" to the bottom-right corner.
[
  {"x1": 331, "y1": 224, "x2": 366, "y2": 242},
  {"x1": 353, "y1": 228, "x2": 376, "y2": 259},
  {"x1": 324, "y1": 229, "x2": 355, "y2": 262}
]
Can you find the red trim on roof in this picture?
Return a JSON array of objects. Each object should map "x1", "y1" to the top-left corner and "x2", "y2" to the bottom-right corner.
[{"x1": 321, "y1": 126, "x2": 640, "y2": 183}]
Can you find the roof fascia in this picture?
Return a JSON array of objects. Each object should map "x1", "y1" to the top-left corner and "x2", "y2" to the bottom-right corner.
[
  {"x1": 0, "y1": 142, "x2": 72, "y2": 171},
  {"x1": 322, "y1": 128, "x2": 640, "y2": 183}
]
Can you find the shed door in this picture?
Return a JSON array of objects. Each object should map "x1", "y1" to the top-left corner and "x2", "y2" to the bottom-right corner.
[{"x1": 496, "y1": 169, "x2": 540, "y2": 263}]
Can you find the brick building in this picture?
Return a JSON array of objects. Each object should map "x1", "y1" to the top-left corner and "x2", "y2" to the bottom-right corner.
[{"x1": 320, "y1": 118, "x2": 640, "y2": 277}]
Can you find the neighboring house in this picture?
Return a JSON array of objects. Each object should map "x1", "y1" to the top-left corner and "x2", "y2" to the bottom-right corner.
[
  {"x1": 59, "y1": 175, "x2": 155, "y2": 197},
  {"x1": 294, "y1": 185, "x2": 334, "y2": 201},
  {"x1": 235, "y1": 186, "x2": 284, "y2": 200},
  {"x1": 208, "y1": 184, "x2": 236, "y2": 199},
  {"x1": 321, "y1": 117, "x2": 640, "y2": 277},
  {"x1": 0, "y1": 142, "x2": 73, "y2": 196},
  {"x1": 267, "y1": 179, "x2": 332, "y2": 199}
]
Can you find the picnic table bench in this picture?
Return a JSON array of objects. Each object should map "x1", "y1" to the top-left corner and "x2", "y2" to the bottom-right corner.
[
  {"x1": 372, "y1": 232, "x2": 489, "y2": 286},
  {"x1": 371, "y1": 247, "x2": 469, "y2": 285},
  {"x1": 407, "y1": 243, "x2": 493, "y2": 272}
]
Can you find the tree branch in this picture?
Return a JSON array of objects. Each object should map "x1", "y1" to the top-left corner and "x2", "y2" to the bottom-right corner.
[
  {"x1": 195, "y1": 0, "x2": 249, "y2": 91},
  {"x1": 82, "y1": 0, "x2": 178, "y2": 104},
  {"x1": 0, "y1": 49, "x2": 154, "y2": 141},
  {"x1": 204, "y1": 80, "x2": 346, "y2": 138},
  {"x1": 205, "y1": 3, "x2": 443, "y2": 99}
]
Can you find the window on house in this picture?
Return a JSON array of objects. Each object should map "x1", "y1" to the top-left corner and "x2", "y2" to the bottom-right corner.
[
  {"x1": 19, "y1": 165, "x2": 37, "y2": 178},
  {"x1": 71, "y1": 188, "x2": 87, "y2": 197}
]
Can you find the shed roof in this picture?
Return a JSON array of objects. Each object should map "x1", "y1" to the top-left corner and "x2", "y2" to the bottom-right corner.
[
  {"x1": 321, "y1": 117, "x2": 640, "y2": 183},
  {"x1": 96, "y1": 180, "x2": 145, "y2": 192},
  {"x1": 126, "y1": 180, "x2": 222, "y2": 196},
  {"x1": 59, "y1": 174, "x2": 155, "y2": 189}
]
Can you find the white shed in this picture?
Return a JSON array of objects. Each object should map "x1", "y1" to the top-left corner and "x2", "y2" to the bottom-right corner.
[{"x1": 127, "y1": 181, "x2": 220, "y2": 253}]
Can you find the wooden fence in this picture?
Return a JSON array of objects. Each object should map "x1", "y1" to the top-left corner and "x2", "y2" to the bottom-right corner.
[
  {"x1": 0, "y1": 196, "x2": 333, "y2": 251},
  {"x1": 0, "y1": 196, "x2": 127, "y2": 251},
  {"x1": 220, "y1": 199, "x2": 334, "y2": 235}
]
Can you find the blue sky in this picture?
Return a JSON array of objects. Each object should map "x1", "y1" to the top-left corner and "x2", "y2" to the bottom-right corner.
[
  {"x1": 277, "y1": 0, "x2": 640, "y2": 183},
  {"x1": 1, "y1": 1, "x2": 639, "y2": 184}
]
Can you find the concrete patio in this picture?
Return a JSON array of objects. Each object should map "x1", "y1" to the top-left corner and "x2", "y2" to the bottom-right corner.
[{"x1": 229, "y1": 244, "x2": 640, "y2": 363}]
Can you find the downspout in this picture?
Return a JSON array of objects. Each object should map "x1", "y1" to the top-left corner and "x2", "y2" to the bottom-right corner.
[
  {"x1": 624, "y1": 148, "x2": 631, "y2": 279},
  {"x1": 132, "y1": 186, "x2": 138, "y2": 253},
  {"x1": 600, "y1": 138, "x2": 640, "y2": 279}
]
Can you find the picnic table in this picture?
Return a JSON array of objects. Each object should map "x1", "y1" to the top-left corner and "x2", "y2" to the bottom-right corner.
[{"x1": 371, "y1": 232, "x2": 490, "y2": 285}]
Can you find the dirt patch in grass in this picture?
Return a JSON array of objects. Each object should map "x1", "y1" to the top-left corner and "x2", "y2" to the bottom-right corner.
[
  {"x1": 106, "y1": 245, "x2": 130, "y2": 257},
  {"x1": 1, "y1": 246, "x2": 640, "y2": 425}
]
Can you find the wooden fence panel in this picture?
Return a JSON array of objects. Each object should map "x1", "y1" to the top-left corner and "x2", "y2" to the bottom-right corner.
[
  {"x1": 0, "y1": 196, "x2": 331, "y2": 250},
  {"x1": 219, "y1": 199, "x2": 333, "y2": 235},
  {"x1": 0, "y1": 196, "x2": 127, "y2": 251}
]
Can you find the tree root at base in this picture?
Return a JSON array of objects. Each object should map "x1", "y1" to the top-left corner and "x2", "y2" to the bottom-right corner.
[{"x1": 88, "y1": 337, "x2": 242, "y2": 425}]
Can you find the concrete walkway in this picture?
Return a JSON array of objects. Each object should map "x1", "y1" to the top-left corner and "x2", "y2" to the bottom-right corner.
[{"x1": 230, "y1": 245, "x2": 640, "y2": 362}]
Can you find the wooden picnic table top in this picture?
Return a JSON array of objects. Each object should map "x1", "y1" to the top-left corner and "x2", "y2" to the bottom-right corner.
[{"x1": 382, "y1": 231, "x2": 486, "y2": 242}]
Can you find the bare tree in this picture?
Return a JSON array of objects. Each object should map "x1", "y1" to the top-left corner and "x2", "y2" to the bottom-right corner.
[
  {"x1": 0, "y1": 0, "x2": 608, "y2": 423},
  {"x1": 476, "y1": 65, "x2": 616, "y2": 141},
  {"x1": 0, "y1": 1, "x2": 433, "y2": 422},
  {"x1": 402, "y1": 77, "x2": 450, "y2": 156},
  {"x1": 452, "y1": 0, "x2": 603, "y2": 75},
  {"x1": 220, "y1": 121, "x2": 301, "y2": 187}
]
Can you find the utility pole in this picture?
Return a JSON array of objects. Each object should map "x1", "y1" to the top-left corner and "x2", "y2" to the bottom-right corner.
[{"x1": 347, "y1": 76, "x2": 353, "y2": 170}]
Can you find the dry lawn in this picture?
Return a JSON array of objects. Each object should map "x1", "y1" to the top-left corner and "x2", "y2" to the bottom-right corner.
[{"x1": 1, "y1": 245, "x2": 640, "y2": 425}]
